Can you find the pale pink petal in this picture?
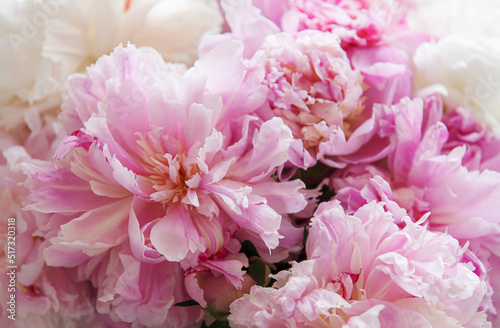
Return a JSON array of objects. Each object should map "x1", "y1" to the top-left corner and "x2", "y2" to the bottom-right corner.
[
  {"x1": 43, "y1": 198, "x2": 131, "y2": 267},
  {"x1": 344, "y1": 301, "x2": 432, "y2": 328},
  {"x1": 229, "y1": 117, "x2": 293, "y2": 182},
  {"x1": 195, "y1": 39, "x2": 268, "y2": 124},
  {"x1": 23, "y1": 157, "x2": 113, "y2": 214},
  {"x1": 203, "y1": 0, "x2": 280, "y2": 58},
  {"x1": 349, "y1": 45, "x2": 413, "y2": 108},
  {"x1": 149, "y1": 205, "x2": 204, "y2": 262}
]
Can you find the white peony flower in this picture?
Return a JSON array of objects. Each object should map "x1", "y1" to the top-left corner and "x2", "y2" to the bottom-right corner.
[
  {"x1": 406, "y1": 0, "x2": 500, "y2": 40},
  {"x1": 409, "y1": 0, "x2": 500, "y2": 130},
  {"x1": 0, "y1": 0, "x2": 222, "y2": 132},
  {"x1": 413, "y1": 36, "x2": 500, "y2": 130}
]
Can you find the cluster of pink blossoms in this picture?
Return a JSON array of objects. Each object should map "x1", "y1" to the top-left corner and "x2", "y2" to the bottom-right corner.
[{"x1": 1, "y1": 0, "x2": 500, "y2": 327}]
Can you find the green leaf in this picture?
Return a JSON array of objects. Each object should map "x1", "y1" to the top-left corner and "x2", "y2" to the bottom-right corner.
[
  {"x1": 239, "y1": 240, "x2": 260, "y2": 258},
  {"x1": 174, "y1": 300, "x2": 200, "y2": 307},
  {"x1": 202, "y1": 307, "x2": 229, "y2": 321},
  {"x1": 318, "y1": 183, "x2": 336, "y2": 204},
  {"x1": 291, "y1": 162, "x2": 336, "y2": 189},
  {"x1": 208, "y1": 319, "x2": 231, "y2": 328},
  {"x1": 247, "y1": 256, "x2": 271, "y2": 287}
]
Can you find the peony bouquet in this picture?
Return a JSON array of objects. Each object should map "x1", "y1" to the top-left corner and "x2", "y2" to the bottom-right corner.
[{"x1": 1, "y1": 0, "x2": 500, "y2": 327}]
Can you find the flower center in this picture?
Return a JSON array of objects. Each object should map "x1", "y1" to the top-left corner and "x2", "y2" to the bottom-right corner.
[
  {"x1": 124, "y1": 0, "x2": 131, "y2": 12},
  {"x1": 136, "y1": 131, "x2": 200, "y2": 205},
  {"x1": 264, "y1": 44, "x2": 364, "y2": 150}
]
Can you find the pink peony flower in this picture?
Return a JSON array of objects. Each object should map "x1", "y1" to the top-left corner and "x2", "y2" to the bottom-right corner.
[
  {"x1": 254, "y1": 30, "x2": 364, "y2": 168},
  {"x1": 378, "y1": 99, "x2": 500, "y2": 251},
  {"x1": 348, "y1": 44, "x2": 414, "y2": 112},
  {"x1": 201, "y1": 3, "x2": 427, "y2": 172},
  {"x1": 206, "y1": 0, "x2": 421, "y2": 60},
  {"x1": 0, "y1": 146, "x2": 95, "y2": 326},
  {"x1": 255, "y1": 0, "x2": 409, "y2": 48},
  {"x1": 407, "y1": 139, "x2": 500, "y2": 322},
  {"x1": 442, "y1": 104, "x2": 500, "y2": 172},
  {"x1": 23, "y1": 41, "x2": 307, "y2": 325},
  {"x1": 229, "y1": 201, "x2": 491, "y2": 327},
  {"x1": 84, "y1": 243, "x2": 204, "y2": 328},
  {"x1": 330, "y1": 94, "x2": 500, "y2": 246},
  {"x1": 328, "y1": 95, "x2": 442, "y2": 217},
  {"x1": 332, "y1": 163, "x2": 413, "y2": 221},
  {"x1": 205, "y1": 0, "x2": 281, "y2": 59},
  {"x1": 329, "y1": 95, "x2": 500, "y2": 322},
  {"x1": 316, "y1": 96, "x2": 423, "y2": 169}
]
